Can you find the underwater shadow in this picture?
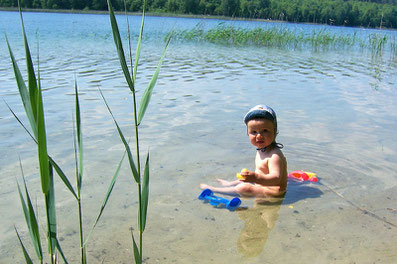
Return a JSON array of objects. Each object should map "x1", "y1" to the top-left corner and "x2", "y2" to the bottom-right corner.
[{"x1": 282, "y1": 180, "x2": 324, "y2": 205}]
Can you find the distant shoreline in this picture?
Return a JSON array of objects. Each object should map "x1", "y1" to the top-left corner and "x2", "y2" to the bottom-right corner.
[
  {"x1": 0, "y1": 7, "x2": 267, "y2": 21},
  {"x1": 0, "y1": 7, "x2": 331, "y2": 26},
  {"x1": 1, "y1": 7, "x2": 394, "y2": 31}
]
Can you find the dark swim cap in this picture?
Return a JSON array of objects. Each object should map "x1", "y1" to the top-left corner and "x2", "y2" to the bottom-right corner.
[{"x1": 243, "y1": 105, "x2": 277, "y2": 132}]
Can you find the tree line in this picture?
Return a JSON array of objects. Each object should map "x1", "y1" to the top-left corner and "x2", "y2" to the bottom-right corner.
[{"x1": 2, "y1": 0, "x2": 396, "y2": 28}]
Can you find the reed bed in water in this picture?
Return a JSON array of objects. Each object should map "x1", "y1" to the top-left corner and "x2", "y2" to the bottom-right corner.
[{"x1": 169, "y1": 23, "x2": 396, "y2": 57}]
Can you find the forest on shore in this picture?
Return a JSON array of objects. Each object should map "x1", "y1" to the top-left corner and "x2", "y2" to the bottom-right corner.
[{"x1": 1, "y1": 0, "x2": 396, "y2": 29}]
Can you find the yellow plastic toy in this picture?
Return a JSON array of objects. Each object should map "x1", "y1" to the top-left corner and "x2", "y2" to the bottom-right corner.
[{"x1": 236, "y1": 168, "x2": 248, "y2": 180}]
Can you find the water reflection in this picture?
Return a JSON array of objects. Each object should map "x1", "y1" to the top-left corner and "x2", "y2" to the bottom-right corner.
[
  {"x1": 236, "y1": 197, "x2": 283, "y2": 258},
  {"x1": 236, "y1": 181, "x2": 323, "y2": 258}
]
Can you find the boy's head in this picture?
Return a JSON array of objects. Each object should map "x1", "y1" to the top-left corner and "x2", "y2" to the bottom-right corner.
[
  {"x1": 244, "y1": 105, "x2": 277, "y2": 134},
  {"x1": 244, "y1": 105, "x2": 280, "y2": 150}
]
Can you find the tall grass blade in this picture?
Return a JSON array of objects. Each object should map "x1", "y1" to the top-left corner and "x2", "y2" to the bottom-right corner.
[
  {"x1": 18, "y1": 3, "x2": 38, "y2": 125},
  {"x1": 4, "y1": 100, "x2": 35, "y2": 142},
  {"x1": 5, "y1": 101, "x2": 78, "y2": 200},
  {"x1": 123, "y1": 0, "x2": 133, "y2": 77},
  {"x1": 45, "y1": 164, "x2": 57, "y2": 259},
  {"x1": 37, "y1": 81, "x2": 50, "y2": 194},
  {"x1": 5, "y1": 37, "x2": 37, "y2": 138},
  {"x1": 13, "y1": 25, "x2": 51, "y2": 194},
  {"x1": 15, "y1": 227, "x2": 34, "y2": 264},
  {"x1": 16, "y1": 173, "x2": 42, "y2": 261},
  {"x1": 56, "y1": 238, "x2": 69, "y2": 264},
  {"x1": 22, "y1": 182, "x2": 42, "y2": 261},
  {"x1": 107, "y1": 0, "x2": 134, "y2": 92},
  {"x1": 74, "y1": 81, "x2": 83, "y2": 194},
  {"x1": 14, "y1": 1, "x2": 50, "y2": 194},
  {"x1": 140, "y1": 153, "x2": 149, "y2": 232},
  {"x1": 16, "y1": 179, "x2": 29, "y2": 227},
  {"x1": 99, "y1": 88, "x2": 139, "y2": 183},
  {"x1": 84, "y1": 152, "x2": 126, "y2": 246},
  {"x1": 73, "y1": 81, "x2": 87, "y2": 264},
  {"x1": 49, "y1": 156, "x2": 78, "y2": 199},
  {"x1": 12, "y1": 3, "x2": 59, "y2": 262},
  {"x1": 133, "y1": 0, "x2": 146, "y2": 83},
  {"x1": 131, "y1": 231, "x2": 141, "y2": 264},
  {"x1": 137, "y1": 36, "x2": 171, "y2": 125}
]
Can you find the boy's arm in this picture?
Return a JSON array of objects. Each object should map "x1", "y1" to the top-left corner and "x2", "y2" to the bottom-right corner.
[{"x1": 241, "y1": 154, "x2": 283, "y2": 186}]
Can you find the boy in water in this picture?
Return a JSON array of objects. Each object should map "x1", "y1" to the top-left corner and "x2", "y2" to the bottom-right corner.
[{"x1": 200, "y1": 105, "x2": 287, "y2": 197}]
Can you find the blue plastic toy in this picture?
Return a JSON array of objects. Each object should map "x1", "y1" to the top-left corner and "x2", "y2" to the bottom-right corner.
[{"x1": 198, "y1": 189, "x2": 241, "y2": 211}]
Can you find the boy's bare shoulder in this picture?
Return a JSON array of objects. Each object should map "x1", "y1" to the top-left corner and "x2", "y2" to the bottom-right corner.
[
  {"x1": 268, "y1": 147, "x2": 285, "y2": 158},
  {"x1": 257, "y1": 147, "x2": 286, "y2": 164}
]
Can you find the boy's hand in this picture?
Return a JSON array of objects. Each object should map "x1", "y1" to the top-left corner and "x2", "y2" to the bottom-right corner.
[{"x1": 240, "y1": 170, "x2": 256, "y2": 183}]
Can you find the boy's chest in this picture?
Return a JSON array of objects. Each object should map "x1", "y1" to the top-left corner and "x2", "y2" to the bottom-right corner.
[{"x1": 255, "y1": 154, "x2": 270, "y2": 173}]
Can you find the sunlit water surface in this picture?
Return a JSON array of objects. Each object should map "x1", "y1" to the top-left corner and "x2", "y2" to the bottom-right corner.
[{"x1": 1, "y1": 11, "x2": 397, "y2": 263}]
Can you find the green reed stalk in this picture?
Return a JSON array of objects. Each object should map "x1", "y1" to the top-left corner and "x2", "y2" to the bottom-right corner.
[
  {"x1": 73, "y1": 81, "x2": 87, "y2": 264},
  {"x1": 15, "y1": 226, "x2": 34, "y2": 264},
  {"x1": 15, "y1": 159, "x2": 42, "y2": 263},
  {"x1": 8, "y1": 3, "x2": 88, "y2": 263},
  {"x1": 391, "y1": 37, "x2": 397, "y2": 59},
  {"x1": 106, "y1": 0, "x2": 170, "y2": 262},
  {"x1": 8, "y1": 1, "x2": 170, "y2": 263},
  {"x1": 7, "y1": 3, "x2": 57, "y2": 263}
]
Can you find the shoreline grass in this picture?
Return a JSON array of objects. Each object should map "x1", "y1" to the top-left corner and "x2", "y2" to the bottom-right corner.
[
  {"x1": 2, "y1": 6, "x2": 396, "y2": 58},
  {"x1": 169, "y1": 23, "x2": 397, "y2": 58}
]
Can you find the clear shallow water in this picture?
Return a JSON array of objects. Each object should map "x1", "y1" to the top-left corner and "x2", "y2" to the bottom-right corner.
[{"x1": 1, "y1": 11, "x2": 397, "y2": 263}]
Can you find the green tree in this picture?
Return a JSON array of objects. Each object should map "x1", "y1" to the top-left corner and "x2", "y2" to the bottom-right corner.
[
  {"x1": 126, "y1": 0, "x2": 142, "y2": 11},
  {"x1": 240, "y1": 0, "x2": 264, "y2": 18},
  {"x1": 184, "y1": 0, "x2": 200, "y2": 13},
  {"x1": 219, "y1": 0, "x2": 240, "y2": 16},
  {"x1": 92, "y1": 0, "x2": 106, "y2": 10},
  {"x1": 151, "y1": 0, "x2": 166, "y2": 11},
  {"x1": 20, "y1": 0, "x2": 33, "y2": 8}
]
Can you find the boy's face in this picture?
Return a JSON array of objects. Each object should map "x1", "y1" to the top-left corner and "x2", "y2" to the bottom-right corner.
[{"x1": 247, "y1": 119, "x2": 275, "y2": 149}]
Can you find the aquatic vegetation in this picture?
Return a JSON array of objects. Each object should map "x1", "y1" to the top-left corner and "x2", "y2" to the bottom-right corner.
[
  {"x1": 392, "y1": 38, "x2": 397, "y2": 61},
  {"x1": 169, "y1": 23, "x2": 397, "y2": 58},
  {"x1": 369, "y1": 33, "x2": 387, "y2": 58},
  {"x1": 7, "y1": 0, "x2": 169, "y2": 263},
  {"x1": 104, "y1": 0, "x2": 170, "y2": 262},
  {"x1": 6, "y1": 4, "x2": 64, "y2": 262}
]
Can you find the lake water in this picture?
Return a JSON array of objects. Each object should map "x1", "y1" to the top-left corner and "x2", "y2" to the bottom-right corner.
[{"x1": 1, "y1": 10, "x2": 397, "y2": 263}]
